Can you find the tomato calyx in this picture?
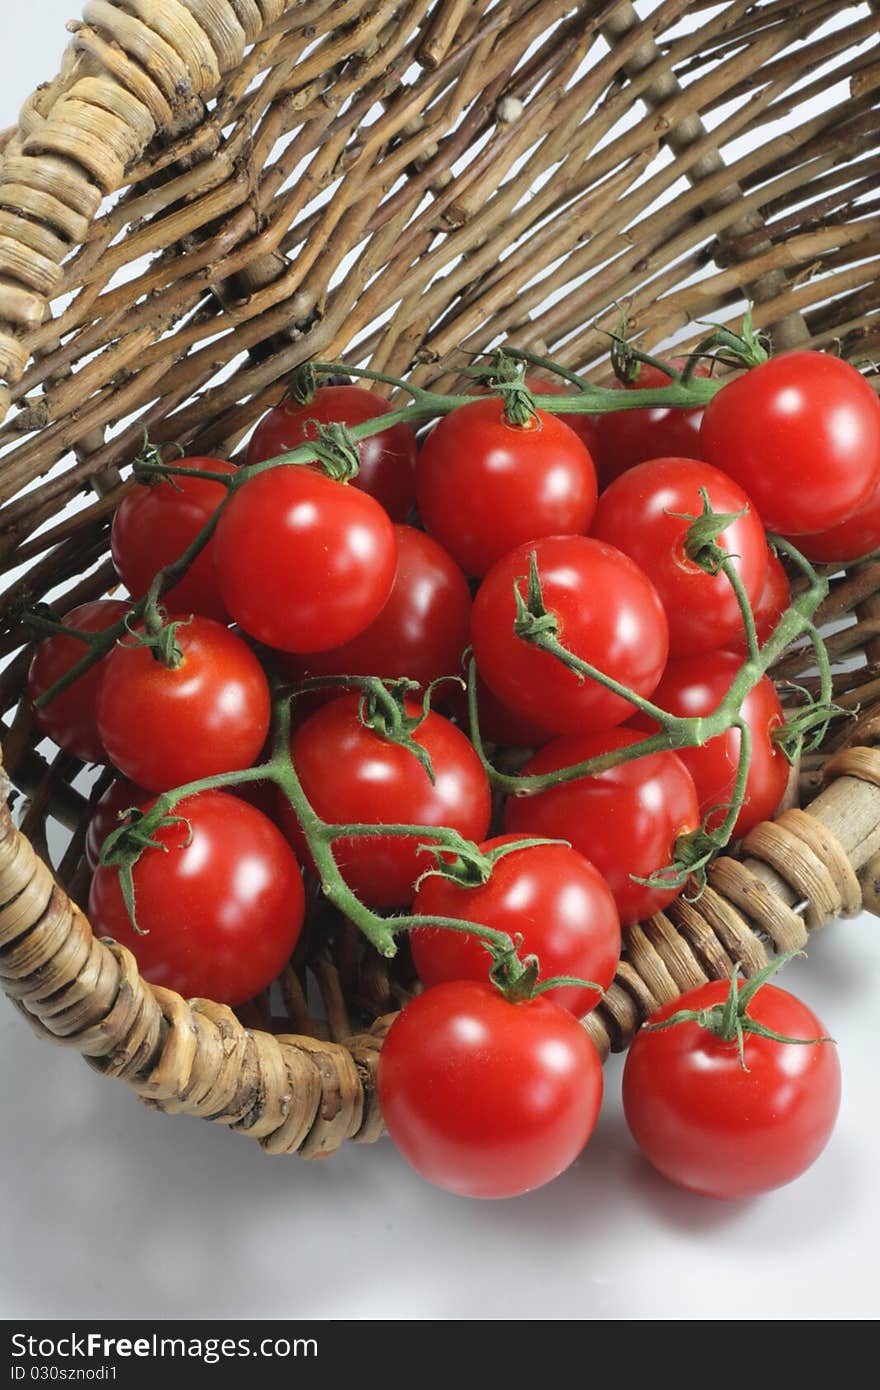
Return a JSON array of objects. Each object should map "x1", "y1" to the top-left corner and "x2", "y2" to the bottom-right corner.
[
  {"x1": 668, "y1": 487, "x2": 751, "y2": 577},
  {"x1": 122, "y1": 601, "x2": 190, "y2": 671},
  {"x1": 415, "y1": 834, "x2": 571, "y2": 890},
  {"x1": 689, "y1": 306, "x2": 770, "y2": 373},
  {"x1": 642, "y1": 951, "x2": 834, "y2": 1071},
  {"x1": 512, "y1": 550, "x2": 564, "y2": 647},
  {"x1": 299, "y1": 420, "x2": 361, "y2": 481},
  {"x1": 98, "y1": 805, "x2": 194, "y2": 935},
  {"x1": 478, "y1": 350, "x2": 540, "y2": 428},
  {"x1": 287, "y1": 361, "x2": 318, "y2": 406},
  {"x1": 130, "y1": 430, "x2": 186, "y2": 488},
  {"x1": 354, "y1": 676, "x2": 443, "y2": 783}
]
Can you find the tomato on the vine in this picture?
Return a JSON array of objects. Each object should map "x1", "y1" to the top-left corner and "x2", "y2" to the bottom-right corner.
[
  {"x1": 797, "y1": 482, "x2": 880, "y2": 564},
  {"x1": 411, "y1": 836, "x2": 620, "y2": 1016},
  {"x1": 246, "y1": 384, "x2": 418, "y2": 522},
  {"x1": 85, "y1": 778, "x2": 147, "y2": 871},
  {"x1": 89, "y1": 791, "x2": 304, "y2": 1006},
  {"x1": 505, "y1": 728, "x2": 700, "y2": 923},
  {"x1": 729, "y1": 549, "x2": 790, "y2": 656},
  {"x1": 97, "y1": 616, "x2": 270, "y2": 793},
  {"x1": 416, "y1": 396, "x2": 597, "y2": 577},
  {"x1": 630, "y1": 651, "x2": 788, "y2": 839},
  {"x1": 623, "y1": 978, "x2": 841, "y2": 1199},
  {"x1": 111, "y1": 457, "x2": 237, "y2": 621},
  {"x1": 280, "y1": 694, "x2": 491, "y2": 907},
  {"x1": 281, "y1": 525, "x2": 470, "y2": 693},
  {"x1": 214, "y1": 466, "x2": 397, "y2": 653},
  {"x1": 471, "y1": 535, "x2": 668, "y2": 735},
  {"x1": 700, "y1": 350, "x2": 880, "y2": 535},
  {"x1": 378, "y1": 980, "x2": 604, "y2": 1198},
  {"x1": 592, "y1": 457, "x2": 768, "y2": 657},
  {"x1": 595, "y1": 359, "x2": 709, "y2": 489},
  {"x1": 28, "y1": 600, "x2": 130, "y2": 763}
]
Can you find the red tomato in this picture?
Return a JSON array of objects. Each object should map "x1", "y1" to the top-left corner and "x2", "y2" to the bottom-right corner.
[
  {"x1": 411, "y1": 836, "x2": 620, "y2": 1015},
  {"x1": 797, "y1": 481, "x2": 880, "y2": 564},
  {"x1": 700, "y1": 351, "x2": 880, "y2": 534},
  {"x1": 245, "y1": 384, "x2": 417, "y2": 522},
  {"x1": 213, "y1": 467, "x2": 397, "y2": 653},
  {"x1": 630, "y1": 651, "x2": 787, "y2": 839},
  {"x1": 97, "y1": 617, "x2": 270, "y2": 793},
  {"x1": 591, "y1": 457, "x2": 768, "y2": 657},
  {"x1": 111, "y1": 457, "x2": 236, "y2": 621},
  {"x1": 525, "y1": 376, "x2": 600, "y2": 457},
  {"x1": 471, "y1": 535, "x2": 668, "y2": 735},
  {"x1": 416, "y1": 396, "x2": 597, "y2": 577},
  {"x1": 505, "y1": 728, "x2": 700, "y2": 923},
  {"x1": 28, "y1": 600, "x2": 130, "y2": 763},
  {"x1": 730, "y1": 550, "x2": 790, "y2": 655},
  {"x1": 280, "y1": 694, "x2": 491, "y2": 907},
  {"x1": 595, "y1": 359, "x2": 708, "y2": 489},
  {"x1": 281, "y1": 526, "x2": 470, "y2": 691},
  {"x1": 378, "y1": 980, "x2": 603, "y2": 1197},
  {"x1": 623, "y1": 979, "x2": 841, "y2": 1198},
  {"x1": 88, "y1": 791, "x2": 304, "y2": 1006},
  {"x1": 85, "y1": 778, "x2": 147, "y2": 871}
]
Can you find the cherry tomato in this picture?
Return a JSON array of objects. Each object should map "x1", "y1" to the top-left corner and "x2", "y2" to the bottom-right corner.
[
  {"x1": 631, "y1": 651, "x2": 787, "y2": 839},
  {"x1": 797, "y1": 482, "x2": 880, "y2": 564},
  {"x1": 88, "y1": 791, "x2": 304, "y2": 1006},
  {"x1": 111, "y1": 457, "x2": 237, "y2": 621},
  {"x1": 378, "y1": 980, "x2": 604, "y2": 1198},
  {"x1": 595, "y1": 359, "x2": 708, "y2": 489},
  {"x1": 28, "y1": 600, "x2": 130, "y2": 763},
  {"x1": 416, "y1": 397, "x2": 597, "y2": 577},
  {"x1": 505, "y1": 728, "x2": 699, "y2": 923},
  {"x1": 213, "y1": 466, "x2": 397, "y2": 653},
  {"x1": 730, "y1": 550, "x2": 790, "y2": 656},
  {"x1": 280, "y1": 694, "x2": 491, "y2": 907},
  {"x1": 524, "y1": 376, "x2": 600, "y2": 457},
  {"x1": 281, "y1": 525, "x2": 470, "y2": 692},
  {"x1": 411, "y1": 836, "x2": 620, "y2": 1015},
  {"x1": 97, "y1": 616, "x2": 270, "y2": 793},
  {"x1": 700, "y1": 351, "x2": 880, "y2": 535},
  {"x1": 245, "y1": 384, "x2": 417, "y2": 522},
  {"x1": 85, "y1": 778, "x2": 147, "y2": 871},
  {"x1": 471, "y1": 536, "x2": 668, "y2": 735},
  {"x1": 622, "y1": 979, "x2": 841, "y2": 1199},
  {"x1": 591, "y1": 457, "x2": 768, "y2": 657}
]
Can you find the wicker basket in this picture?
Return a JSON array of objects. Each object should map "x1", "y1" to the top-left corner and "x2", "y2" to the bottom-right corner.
[{"x1": 2, "y1": 0, "x2": 880, "y2": 1161}]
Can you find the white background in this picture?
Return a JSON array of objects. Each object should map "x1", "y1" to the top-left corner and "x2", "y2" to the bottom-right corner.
[{"x1": 1, "y1": 3, "x2": 879, "y2": 1322}]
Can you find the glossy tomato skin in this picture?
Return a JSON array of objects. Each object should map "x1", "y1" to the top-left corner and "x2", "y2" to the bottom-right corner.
[
  {"x1": 700, "y1": 351, "x2": 880, "y2": 535},
  {"x1": 623, "y1": 980, "x2": 841, "y2": 1199},
  {"x1": 213, "y1": 467, "x2": 397, "y2": 653},
  {"x1": 245, "y1": 384, "x2": 418, "y2": 522},
  {"x1": 471, "y1": 535, "x2": 669, "y2": 735},
  {"x1": 592, "y1": 457, "x2": 768, "y2": 657},
  {"x1": 411, "y1": 836, "x2": 620, "y2": 1015},
  {"x1": 281, "y1": 695, "x2": 491, "y2": 907},
  {"x1": 797, "y1": 482, "x2": 880, "y2": 564},
  {"x1": 281, "y1": 525, "x2": 471, "y2": 691},
  {"x1": 28, "y1": 600, "x2": 130, "y2": 763},
  {"x1": 730, "y1": 550, "x2": 790, "y2": 655},
  {"x1": 85, "y1": 778, "x2": 147, "y2": 871},
  {"x1": 378, "y1": 981, "x2": 604, "y2": 1198},
  {"x1": 89, "y1": 791, "x2": 304, "y2": 1006},
  {"x1": 630, "y1": 651, "x2": 787, "y2": 839},
  {"x1": 470, "y1": 673, "x2": 555, "y2": 748},
  {"x1": 416, "y1": 397, "x2": 598, "y2": 578},
  {"x1": 97, "y1": 617, "x2": 271, "y2": 793},
  {"x1": 595, "y1": 360, "x2": 708, "y2": 489},
  {"x1": 111, "y1": 457, "x2": 237, "y2": 621},
  {"x1": 505, "y1": 728, "x2": 700, "y2": 923}
]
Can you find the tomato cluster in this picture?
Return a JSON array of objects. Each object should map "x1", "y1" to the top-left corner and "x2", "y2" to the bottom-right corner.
[{"x1": 27, "y1": 346, "x2": 868, "y2": 1201}]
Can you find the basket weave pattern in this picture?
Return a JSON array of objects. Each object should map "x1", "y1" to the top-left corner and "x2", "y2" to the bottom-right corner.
[{"x1": 2, "y1": 0, "x2": 880, "y2": 1157}]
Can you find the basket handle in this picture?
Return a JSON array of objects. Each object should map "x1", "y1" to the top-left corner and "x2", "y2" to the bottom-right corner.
[{"x1": 0, "y1": 1, "x2": 304, "y2": 414}]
